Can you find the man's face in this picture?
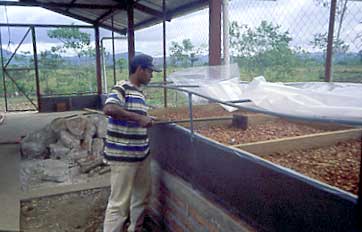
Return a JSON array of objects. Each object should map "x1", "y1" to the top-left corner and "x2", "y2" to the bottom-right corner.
[{"x1": 138, "y1": 67, "x2": 153, "y2": 85}]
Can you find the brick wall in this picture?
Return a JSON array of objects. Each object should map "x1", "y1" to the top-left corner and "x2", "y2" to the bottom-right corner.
[{"x1": 148, "y1": 162, "x2": 255, "y2": 232}]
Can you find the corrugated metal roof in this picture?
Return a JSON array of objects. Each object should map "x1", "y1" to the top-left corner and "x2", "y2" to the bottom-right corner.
[{"x1": 17, "y1": 0, "x2": 209, "y2": 34}]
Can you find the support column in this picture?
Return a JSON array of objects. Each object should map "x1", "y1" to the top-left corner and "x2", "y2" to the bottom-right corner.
[
  {"x1": 325, "y1": 0, "x2": 337, "y2": 82},
  {"x1": 0, "y1": 26, "x2": 8, "y2": 111},
  {"x1": 95, "y1": 26, "x2": 102, "y2": 95},
  {"x1": 128, "y1": 4, "x2": 135, "y2": 74},
  {"x1": 209, "y1": 0, "x2": 222, "y2": 66},
  {"x1": 112, "y1": 16, "x2": 116, "y2": 85},
  {"x1": 163, "y1": 0, "x2": 167, "y2": 108},
  {"x1": 31, "y1": 26, "x2": 41, "y2": 112},
  {"x1": 222, "y1": 0, "x2": 229, "y2": 65}
]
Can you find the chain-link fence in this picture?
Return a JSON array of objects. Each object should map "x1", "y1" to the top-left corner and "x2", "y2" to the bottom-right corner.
[
  {"x1": 1, "y1": 1, "x2": 361, "y2": 111},
  {"x1": 137, "y1": 8, "x2": 209, "y2": 108},
  {"x1": 0, "y1": 25, "x2": 98, "y2": 111},
  {"x1": 228, "y1": 0, "x2": 362, "y2": 82},
  {"x1": 0, "y1": 26, "x2": 37, "y2": 111}
]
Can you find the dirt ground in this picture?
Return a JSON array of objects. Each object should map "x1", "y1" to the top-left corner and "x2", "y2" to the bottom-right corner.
[
  {"x1": 21, "y1": 188, "x2": 109, "y2": 232},
  {"x1": 258, "y1": 140, "x2": 361, "y2": 195},
  {"x1": 20, "y1": 188, "x2": 159, "y2": 232}
]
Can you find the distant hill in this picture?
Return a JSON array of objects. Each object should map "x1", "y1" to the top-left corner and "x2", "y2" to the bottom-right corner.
[{"x1": 1, "y1": 48, "x2": 360, "y2": 67}]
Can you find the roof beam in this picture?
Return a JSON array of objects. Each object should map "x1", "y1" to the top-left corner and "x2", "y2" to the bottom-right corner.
[
  {"x1": 65, "y1": 0, "x2": 77, "y2": 12},
  {"x1": 0, "y1": 1, "x2": 119, "y2": 9},
  {"x1": 95, "y1": 1, "x2": 129, "y2": 24},
  {"x1": 167, "y1": 0, "x2": 209, "y2": 19},
  {"x1": 120, "y1": 0, "x2": 208, "y2": 34},
  {"x1": 134, "y1": 2, "x2": 171, "y2": 21},
  {"x1": 40, "y1": 5, "x2": 125, "y2": 34}
]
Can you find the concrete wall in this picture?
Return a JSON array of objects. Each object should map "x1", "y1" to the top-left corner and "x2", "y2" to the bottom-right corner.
[
  {"x1": 40, "y1": 95, "x2": 100, "y2": 112},
  {"x1": 149, "y1": 124, "x2": 359, "y2": 232}
]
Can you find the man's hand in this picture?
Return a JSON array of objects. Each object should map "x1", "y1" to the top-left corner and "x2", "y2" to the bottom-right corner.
[
  {"x1": 104, "y1": 104, "x2": 154, "y2": 128},
  {"x1": 137, "y1": 115, "x2": 153, "y2": 128}
]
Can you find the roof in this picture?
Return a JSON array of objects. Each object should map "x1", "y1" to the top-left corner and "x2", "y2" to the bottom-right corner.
[{"x1": 2, "y1": 0, "x2": 209, "y2": 34}]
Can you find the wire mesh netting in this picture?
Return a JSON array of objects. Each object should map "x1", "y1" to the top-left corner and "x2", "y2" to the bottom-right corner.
[
  {"x1": 136, "y1": 7, "x2": 209, "y2": 108},
  {"x1": 1, "y1": 0, "x2": 362, "y2": 111},
  {"x1": 0, "y1": 26, "x2": 37, "y2": 111},
  {"x1": 227, "y1": 0, "x2": 362, "y2": 82},
  {"x1": 0, "y1": 25, "x2": 98, "y2": 111},
  {"x1": 36, "y1": 27, "x2": 97, "y2": 96}
]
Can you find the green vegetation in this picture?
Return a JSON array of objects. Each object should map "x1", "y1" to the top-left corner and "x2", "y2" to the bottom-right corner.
[{"x1": 1, "y1": 16, "x2": 362, "y2": 110}]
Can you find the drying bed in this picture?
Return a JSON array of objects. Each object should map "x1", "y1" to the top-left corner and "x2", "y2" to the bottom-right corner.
[
  {"x1": 194, "y1": 120, "x2": 331, "y2": 145},
  {"x1": 151, "y1": 104, "x2": 360, "y2": 195},
  {"x1": 151, "y1": 104, "x2": 340, "y2": 145},
  {"x1": 257, "y1": 139, "x2": 361, "y2": 195}
]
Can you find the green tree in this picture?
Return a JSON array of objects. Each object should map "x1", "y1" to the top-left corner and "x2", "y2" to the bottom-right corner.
[
  {"x1": 230, "y1": 20, "x2": 297, "y2": 80},
  {"x1": 47, "y1": 26, "x2": 94, "y2": 93},
  {"x1": 312, "y1": 0, "x2": 349, "y2": 55},
  {"x1": 117, "y1": 58, "x2": 128, "y2": 73},
  {"x1": 169, "y1": 39, "x2": 205, "y2": 67},
  {"x1": 310, "y1": 32, "x2": 349, "y2": 54},
  {"x1": 48, "y1": 26, "x2": 90, "y2": 58},
  {"x1": 314, "y1": 0, "x2": 349, "y2": 42},
  {"x1": 38, "y1": 50, "x2": 63, "y2": 95}
]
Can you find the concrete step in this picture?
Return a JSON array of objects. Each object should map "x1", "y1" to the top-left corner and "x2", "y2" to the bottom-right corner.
[{"x1": 0, "y1": 145, "x2": 21, "y2": 232}]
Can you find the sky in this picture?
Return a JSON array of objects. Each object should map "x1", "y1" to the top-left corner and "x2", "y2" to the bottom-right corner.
[{"x1": 0, "y1": 0, "x2": 361, "y2": 57}]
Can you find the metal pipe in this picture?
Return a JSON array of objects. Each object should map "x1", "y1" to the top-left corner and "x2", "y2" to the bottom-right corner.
[
  {"x1": 325, "y1": 0, "x2": 337, "y2": 82},
  {"x1": 147, "y1": 84, "x2": 362, "y2": 126},
  {"x1": 209, "y1": 0, "x2": 222, "y2": 65},
  {"x1": 0, "y1": 26, "x2": 8, "y2": 111},
  {"x1": 127, "y1": 3, "x2": 135, "y2": 74},
  {"x1": 4, "y1": 70, "x2": 37, "y2": 109},
  {"x1": 42, "y1": 91, "x2": 97, "y2": 97},
  {"x1": 112, "y1": 16, "x2": 116, "y2": 85},
  {"x1": 188, "y1": 92, "x2": 194, "y2": 134},
  {"x1": 95, "y1": 26, "x2": 102, "y2": 95},
  {"x1": 4, "y1": 28, "x2": 31, "y2": 69},
  {"x1": 163, "y1": 0, "x2": 167, "y2": 108},
  {"x1": 0, "y1": 23, "x2": 94, "y2": 28},
  {"x1": 100, "y1": 38, "x2": 107, "y2": 93},
  {"x1": 222, "y1": 0, "x2": 229, "y2": 65},
  {"x1": 357, "y1": 135, "x2": 362, "y2": 230},
  {"x1": 154, "y1": 116, "x2": 232, "y2": 125},
  {"x1": 5, "y1": 67, "x2": 34, "y2": 71},
  {"x1": 100, "y1": 36, "x2": 127, "y2": 93},
  {"x1": 31, "y1": 26, "x2": 41, "y2": 111}
]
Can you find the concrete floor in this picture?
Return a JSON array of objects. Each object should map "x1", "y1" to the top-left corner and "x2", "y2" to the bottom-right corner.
[
  {"x1": 0, "y1": 110, "x2": 108, "y2": 232},
  {"x1": 0, "y1": 145, "x2": 20, "y2": 232}
]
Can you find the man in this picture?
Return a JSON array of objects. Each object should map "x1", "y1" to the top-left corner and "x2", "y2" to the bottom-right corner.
[{"x1": 103, "y1": 54, "x2": 160, "y2": 232}]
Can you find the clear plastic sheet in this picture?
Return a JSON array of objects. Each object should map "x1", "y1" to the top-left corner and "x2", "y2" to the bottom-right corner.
[
  {"x1": 169, "y1": 65, "x2": 362, "y2": 121},
  {"x1": 237, "y1": 77, "x2": 362, "y2": 121}
]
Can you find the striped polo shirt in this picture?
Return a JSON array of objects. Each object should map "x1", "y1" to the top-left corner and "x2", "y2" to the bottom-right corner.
[{"x1": 104, "y1": 80, "x2": 150, "y2": 162}]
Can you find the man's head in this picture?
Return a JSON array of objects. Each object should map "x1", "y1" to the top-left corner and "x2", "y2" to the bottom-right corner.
[{"x1": 130, "y1": 54, "x2": 161, "y2": 86}]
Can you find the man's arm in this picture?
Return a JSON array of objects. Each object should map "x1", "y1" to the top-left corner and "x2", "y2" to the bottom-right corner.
[{"x1": 103, "y1": 104, "x2": 152, "y2": 127}]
